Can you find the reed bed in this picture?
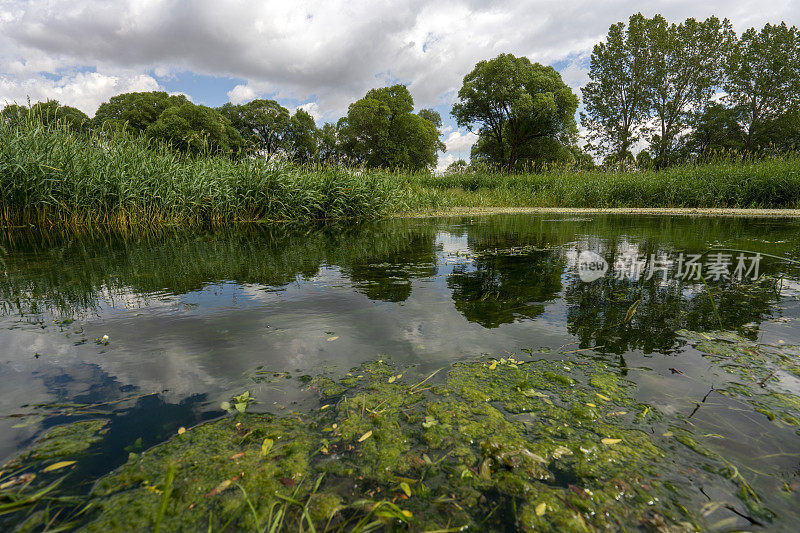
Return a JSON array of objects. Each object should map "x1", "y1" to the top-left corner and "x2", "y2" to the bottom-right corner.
[
  {"x1": 2, "y1": 119, "x2": 800, "y2": 227},
  {"x1": 397, "y1": 158, "x2": 800, "y2": 211},
  {"x1": 0, "y1": 120, "x2": 400, "y2": 226}
]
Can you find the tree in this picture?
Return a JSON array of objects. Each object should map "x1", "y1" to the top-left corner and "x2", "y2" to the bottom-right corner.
[
  {"x1": 452, "y1": 53, "x2": 578, "y2": 172},
  {"x1": 0, "y1": 103, "x2": 28, "y2": 126},
  {"x1": 218, "y1": 99, "x2": 291, "y2": 159},
  {"x1": 30, "y1": 101, "x2": 91, "y2": 132},
  {"x1": 682, "y1": 102, "x2": 744, "y2": 159},
  {"x1": 724, "y1": 22, "x2": 800, "y2": 152},
  {"x1": 643, "y1": 16, "x2": 734, "y2": 167},
  {"x1": 581, "y1": 14, "x2": 650, "y2": 162},
  {"x1": 339, "y1": 84, "x2": 444, "y2": 170},
  {"x1": 317, "y1": 122, "x2": 341, "y2": 165},
  {"x1": 446, "y1": 159, "x2": 468, "y2": 174},
  {"x1": 145, "y1": 102, "x2": 243, "y2": 155},
  {"x1": 285, "y1": 109, "x2": 319, "y2": 164},
  {"x1": 94, "y1": 91, "x2": 188, "y2": 132}
]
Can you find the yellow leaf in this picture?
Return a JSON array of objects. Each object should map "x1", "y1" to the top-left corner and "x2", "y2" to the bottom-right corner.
[
  {"x1": 535, "y1": 502, "x2": 547, "y2": 516},
  {"x1": 42, "y1": 461, "x2": 76, "y2": 473},
  {"x1": 401, "y1": 510, "x2": 413, "y2": 518},
  {"x1": 320, "y1": 404, "x2": 330, "y2": 410},
  {"x1": 601, "y1": 438, "x2": 622, "y2": 445},
  {"x1": 209, "y1": 479, "x2": 232, "y2": 496},
  {"x1": 358, "y1": 430, "x2": 373, "y2": 442},
  {"x1": 388, "y1": 376, "x2": 396, "y2": 383},
  {"x1": 399, "y1": 481, "x2": 412, "y2": 497},
  {"x1": 662, "y1": 431, "x2": 674, "y2": 437},
  {"x1": 326, "y1": 336, "x2": 339, "y2": 342},
  {"x1": 177, "y1": 427, "x2": 186, "y2": 435},
  {"x1": 261, "y1": 438, "x2": 274, "y2": 456},
  {"x1": 489, "y1": 361, "x2": 497, "y2": 370},
  {"x1": 585, "y1": 403, "x2": 596, "y2": 407},
  {"x1": 595, "y1": 393, "x2": 611, "y2": 401}
]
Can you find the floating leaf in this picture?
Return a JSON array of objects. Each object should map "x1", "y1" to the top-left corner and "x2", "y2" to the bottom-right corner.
[
  {"x1": 42, "y1": 461, "x2": 76, "y2": 472},
  {"x1": 489, "y1": 361, "x2": 497, "y2": 370},
  {"x1": 177, "y1": 427, "x2": 186, "y2": 435},
  {"x1": 326, "y1": 336, "x2": 339, "y2": 342},
  {"x1": 624, "y1": 299, "x2": 641, "y2": 323},
  {"x1": 595, "y1": 393, "x2": 611, "y2": 402},
  {"x1": 320, "y1": 404, "x2": 330, "y2": 410},
  {"x1": 261, "y1": 438, "x2": 274, "y2": 456},
  {"x1": 220, "y1": 401, "x2": 231, "y2": 411},
  {"x1": 585, "y1": 402, "x2": 596, "y2": 407},
  {"x1": 358, "y1": 430, "x2": 373, "y2": 442},
  {"x1": 399, "y1": 481, "x2": 412, "y2": 497},
  {"x1": 207, "y1": 479, "x2": 232, "y2": 496},
  {"x1": 601, "y1": 438, "x2": 622, "y2": 445},
  {"x1": 535, "y1": 502, "x2": 547, "y2": 516},
  {"x1": 388, "y1": 375, "x2": 396, "y2": 383}
]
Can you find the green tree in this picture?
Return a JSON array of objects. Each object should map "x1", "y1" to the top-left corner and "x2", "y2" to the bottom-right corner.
[
  {"x1": 724, "y1": 22, "x2": 800, "y2": 152},
  {"x1": 317, "y1": 122, "x2": 341, "y2": 165},
  {"x1": 218, "y1": 99, "x2": 291, "y2": 159},
  {"x1": 30, "y1": 101, "x2": 91, "y2": 132},
  {"x1": 145, "y1": 102, "x2": 243, "y2": 155},
  {"x1": 452, "y1": 53, "x2": 578, "y2": 172},
  {"x1": 339, "y1": 84, "x2": 443, "y2": 170},
  {"x1": 93, "y1": 91, "x2": 188, "y2": 132},
  {"x1": 0, "y1": 103, "x2": 28, "y2": 126},
  {"x1": 285, "y1": 109, "x2": 319, "y2": 164},
  {"x1": 683, "y1": 102, "x2": 744, "y2": 159},
  {"x1": 581, "y1": 14, "x2": 650, "y2": 162},
  {"x1": 643, "y1": 16, "x2": 734, "y2": 167}
]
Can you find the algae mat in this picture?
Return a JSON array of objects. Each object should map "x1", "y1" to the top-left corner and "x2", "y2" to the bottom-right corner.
[{"x1": 4, "y1": 338, "x2": 800, "y2": 531}]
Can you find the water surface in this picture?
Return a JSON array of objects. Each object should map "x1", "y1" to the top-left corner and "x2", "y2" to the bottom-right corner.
[{"x1": 1, "y1": 214, "x2": 799, "y2": 528}]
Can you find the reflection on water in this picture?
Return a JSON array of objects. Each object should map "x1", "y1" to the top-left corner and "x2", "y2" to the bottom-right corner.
[{"x1": 1, "y1": 214, "x2": 800, "y2": 526}]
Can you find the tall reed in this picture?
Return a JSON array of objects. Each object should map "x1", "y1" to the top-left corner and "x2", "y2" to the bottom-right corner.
[{"x1": 0, "y1": 119, "x2": 399, "y2": 226}]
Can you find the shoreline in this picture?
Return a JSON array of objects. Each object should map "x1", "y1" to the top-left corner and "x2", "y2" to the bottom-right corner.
[{"x1": 397, "y1": 206, "x2": 800, "y2": 218}]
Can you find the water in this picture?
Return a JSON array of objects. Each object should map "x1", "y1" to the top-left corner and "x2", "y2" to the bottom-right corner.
[{"x1": 1, "y1": 214, "x2": 800, "y2": 528}]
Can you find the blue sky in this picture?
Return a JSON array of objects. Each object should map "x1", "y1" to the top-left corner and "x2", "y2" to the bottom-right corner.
[{"x1": 2, "y1": 1, "x2": 798, "y2": 170}]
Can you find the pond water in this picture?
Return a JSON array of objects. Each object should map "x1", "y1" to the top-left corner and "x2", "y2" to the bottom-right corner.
[{"x1": 1, "y1": 214, "x2": 800, "y2": 530}]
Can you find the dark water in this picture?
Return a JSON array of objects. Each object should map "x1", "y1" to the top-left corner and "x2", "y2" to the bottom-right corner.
[{"x1": 1, "y1": 214, "x2": 800, "y2": 527}]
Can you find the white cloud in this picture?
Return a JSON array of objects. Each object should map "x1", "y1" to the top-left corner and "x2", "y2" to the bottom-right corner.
[{"x1": 2, "y1": 0, "x2": 799, "y2": 120}]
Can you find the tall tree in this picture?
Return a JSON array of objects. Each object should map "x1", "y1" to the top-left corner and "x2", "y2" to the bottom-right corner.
[
  {"x1": 724, "y1": 22, "x2": 800, "y2": 151},
  {"x1": 218, "y1": 99, "x2": 291, "y2": 159},
  {"x1": 145, "y1": 102, "x2": 243, "y2": 155},
  {"x1": 93, "y1": 91, "x2": 188, "y2": 132},
  {"x1": 285, "y1": 109, "x2": 319, "y2": 164},
  {"x1": 339, "y1": 84, "x2": 443, "y2": 170},
  {"x1": 30, "y1": 101, "x2": 91, "y2": 132},
  {"x1": 581, "y1": 14, "x2": 650, "y2": 163},
  {"x1": 452, "y1": 53, "x2": 578, "y2": 171},
  {"x1": 643, "y1": 15, "x2": 734, "y2": 167}
]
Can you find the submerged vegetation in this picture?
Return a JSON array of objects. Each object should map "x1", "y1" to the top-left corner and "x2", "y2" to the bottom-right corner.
[{"x1": 3, "y1": 335, "x2": 800, "y2": 530}]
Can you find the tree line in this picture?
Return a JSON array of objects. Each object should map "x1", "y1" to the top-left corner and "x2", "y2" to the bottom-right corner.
[
  {"x1": 2, "y1": 12, "x2": 799, "y2": 173},
  {"x1": 0, "y1": 85, "x2": 444, "y2": 171}
]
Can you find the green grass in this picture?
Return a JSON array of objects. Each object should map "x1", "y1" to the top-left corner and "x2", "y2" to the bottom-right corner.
[
  {"x1": 0, "y1": 120, "x2": 400, "y2": 226},
  {"x1": 397, "y1": 159, "x2": 800, "y2": 211},
  {"x1": 2, "y1": 119, "x2": 800, "y2": 227}
]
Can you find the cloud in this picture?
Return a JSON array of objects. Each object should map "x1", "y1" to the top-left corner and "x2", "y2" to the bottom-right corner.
[{"x1": 2, "y1": 1, "x2": 799, "y2": 125}]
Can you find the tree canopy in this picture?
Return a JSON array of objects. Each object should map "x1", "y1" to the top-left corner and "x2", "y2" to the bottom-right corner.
[
  {"x1": 338, "y1": 84, "x2": 444, "y2": 170},
  {"x1": 452, "y1": 54, "x2": 579, "y2": 171},
  {"x1": 93, "y1": 91, "x2": 189, "y2": 132}
]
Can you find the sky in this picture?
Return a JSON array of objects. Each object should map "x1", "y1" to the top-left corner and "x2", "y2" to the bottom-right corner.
[{"x1": 2, "y1": 1, "x2": 799, "y2": 170}]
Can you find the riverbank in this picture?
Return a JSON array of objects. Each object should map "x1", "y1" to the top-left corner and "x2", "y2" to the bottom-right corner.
[
  {"x1": 399, "y1": 206, "x2": 800, "y2": 218},
  {"x1": 3, "y1": 122, "x2": 800, "y2": 227}
]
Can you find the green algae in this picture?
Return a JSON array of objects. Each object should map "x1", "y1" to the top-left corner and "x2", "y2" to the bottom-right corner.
[
  {"x1": 6, "y1": 346, "x2": 798, "y2": 531},
  {"x1": 11, "y1": 419, "x2": 109, "y2": 463}
]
